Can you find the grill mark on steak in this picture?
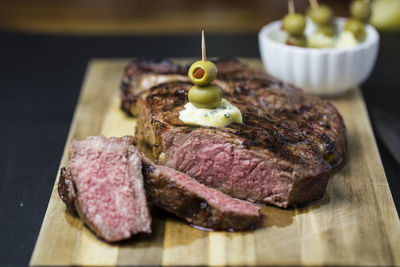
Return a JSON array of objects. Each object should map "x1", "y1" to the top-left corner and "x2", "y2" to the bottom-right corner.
[
  {"x1": 121, "y1": 59, "x2": 188, "y2": 116},
  {"x1": 141, "y1": 156, "x2": 262, "y2": 231},
  {"x1": 146, "y1": 82, "x2": 189, "y2": 113},
  {"x1": 125, "y1": 58, "x2": 346, "y2": 208}
]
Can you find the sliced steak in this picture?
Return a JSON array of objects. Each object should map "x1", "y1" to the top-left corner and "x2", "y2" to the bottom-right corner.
[
  {"x1": 58, "y1": 136, "x2": 151, "y2": 242},
  {"x1": 141, "y1": 156, "x2": 261, "y2": 231},
  {"x1": 123, "y1": 59, "x2": 346, "y2": 208}
]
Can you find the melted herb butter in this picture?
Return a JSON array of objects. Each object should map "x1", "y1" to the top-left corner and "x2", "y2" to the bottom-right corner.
[{"x1": 179, "y1": 98, "x2": 242, "y2": 127}]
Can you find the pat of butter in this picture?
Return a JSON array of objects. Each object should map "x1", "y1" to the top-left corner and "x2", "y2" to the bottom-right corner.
[
  {"x1": 179, "y1": 98, "x2": 242, "y2": 127},
  {"x1": 335, "y1": 31, "x2": 359, "y2": 49}
]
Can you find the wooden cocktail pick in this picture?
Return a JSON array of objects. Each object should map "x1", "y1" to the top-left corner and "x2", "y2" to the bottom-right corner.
[
  {"x1": 309, "y1": 0, "x2": 319, "y2": 9},
  {"x1": 202, "y1": 29, "x2": 206, "y2": 62},
  {"x1": 288, "y1": 0, "x2": 295, "y2": 14}
]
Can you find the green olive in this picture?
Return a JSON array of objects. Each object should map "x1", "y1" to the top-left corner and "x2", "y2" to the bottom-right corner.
[
  {"x1": 286, "y1": 34, "x2": 307, "y2": 47},
  {"x1": 316, "y1": 24, "x2": 336, "y2": 36},
  {"x1": 188, "y1": 60, "x2": 217, "y2": 86},
  {"x1": 350, "y1": 0, "x2": 371, "y2": 22},
  {"x1": 188, "y1": 84, "x2": 222, "y2": 109},
  {"x1": 344, "y1": 18, "x2": 366, "y2": 40},
  {"x1": 283, "y1": 13, "x2": 306, "y2": 35},
  {"x1": 307, "y1": 4, "x2": 333, "y2": 25}
]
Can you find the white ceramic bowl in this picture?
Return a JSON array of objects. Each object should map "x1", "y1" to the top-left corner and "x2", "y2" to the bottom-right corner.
[{"x1": 258, "y1": 18, "x2": 379, "y2": 96}]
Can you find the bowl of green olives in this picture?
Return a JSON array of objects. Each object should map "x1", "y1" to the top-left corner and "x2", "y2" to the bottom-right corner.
[{"x1": 258, "y1": 17, "x2": 379, "y2": 96}]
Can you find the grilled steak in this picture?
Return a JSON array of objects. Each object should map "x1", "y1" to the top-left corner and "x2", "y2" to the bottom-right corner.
[
  {"x1": 141, "y1": 156, "x2": 261, "y2": 231},
  {"x1": 58, "y1": 136, "x2": 151, "y2": 242},
  {"x1": 121, "y1": 59, "x2": 346, "y2": 208}
]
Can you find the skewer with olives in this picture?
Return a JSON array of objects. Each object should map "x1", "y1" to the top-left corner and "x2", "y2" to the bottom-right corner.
[
  {"x1": 344, "y1": 18, "x2": 366, "y2": 40},
  {"x1": 350, "y1": 0, "x2": 371, "y2": 23},
  {"x1": 180, "y1": 30, "x2": 242, "y2": 127},
  {"x1": 282, "y1": 0, "x2": 307, "y2": 47},
  {"x1": 307, "y1": 0, "x2": 336, "y2": 37},
  {"x1": 344, "y1": 0, "x2": 370, "y2": 41},
  {"x1": 308, "y1": 3, "x2": 332, "y2": 25},
  {"x1": 187, "y1": 31, "x2": 222, "y2": 109}
]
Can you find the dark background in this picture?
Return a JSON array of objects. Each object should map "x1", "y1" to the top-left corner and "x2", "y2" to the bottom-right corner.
[{"x1": 1, "y1": 0, "x2": 400, "y2": 266}]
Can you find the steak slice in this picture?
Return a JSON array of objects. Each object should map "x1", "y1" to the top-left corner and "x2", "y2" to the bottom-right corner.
[
  {"x1": 58, "y1": 136, "x2": 151, "y2": 242},
  {"x1": 141, "y1": 156, "x2": 261, "y2": 231},
  {"x1": 124, "y1": 59, "x2": 346, "y2": 208}
]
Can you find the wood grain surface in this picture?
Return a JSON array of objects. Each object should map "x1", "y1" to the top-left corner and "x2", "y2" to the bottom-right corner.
[{"x1": 30, "y1": 59, "x2": 400, "y2": 266}]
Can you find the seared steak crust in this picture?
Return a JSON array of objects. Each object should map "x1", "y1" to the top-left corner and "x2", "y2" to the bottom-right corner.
[
  {"x1": 141, "y1": 156, "x2": 261, "y2": 231},
  {"x1": 122, "y1": 59, "x2": 346, "y2": 208},
  {"x1": 58, "y1": 167, "x2": 76, "y2": 211},
  {"x1": 121, "y1": 59, "x2": 188, "y2": 116}
]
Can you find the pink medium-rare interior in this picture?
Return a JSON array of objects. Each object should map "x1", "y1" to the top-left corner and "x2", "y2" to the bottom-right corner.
[
  {"x1": 163, "y1": 130, "x2": 293, "y2": 206},
  {"x1": 156, "y1": 164, "x2": 260, "y2": 215},
  {"x1": 70, "y1": 136, "x2": 140, "y2": 241},
  {"x1": 126, "y1": 146, "x2": 151, "y2": 232}
]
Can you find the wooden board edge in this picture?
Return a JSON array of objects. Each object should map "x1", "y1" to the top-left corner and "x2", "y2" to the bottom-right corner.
[
  {"x1": 356, "y1": 89, "x2": 400, "y2": 264},
  {"x1": 357, "y1": 88, "x2": 399, "y2": 217},
  {"x1": 29, "y1": 58, "x2": 400, "y2": 266}
]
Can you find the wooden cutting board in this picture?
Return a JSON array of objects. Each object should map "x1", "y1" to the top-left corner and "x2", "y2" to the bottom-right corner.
[{"x1": 30, "y1": 59, "x2": 400, "y2": 266}]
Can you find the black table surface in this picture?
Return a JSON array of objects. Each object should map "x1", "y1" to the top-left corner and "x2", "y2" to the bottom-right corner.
[{"x1": 1, "y1": 31, "x2": 399, "y2": 267}]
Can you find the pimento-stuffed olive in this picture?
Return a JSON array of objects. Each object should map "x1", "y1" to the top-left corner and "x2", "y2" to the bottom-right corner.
[
  {"x1": 188, "y1": 84, "x2": 222, "y2": 109},
  {"x1": 188, "y1": 60, "x2": 217, "y2": 86},
  {"x1": 282, "y1": 13, "x2": 307, "y2": 36},
  {"x1": 350, "y1": 0, "x2": 371, "y2": 23},
  {"x1": 307, "y1": 4, "x2": 333, "y2": 25},
  {"x1": 344, "y1": 18, "x2": 366, "y2": 40}
]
